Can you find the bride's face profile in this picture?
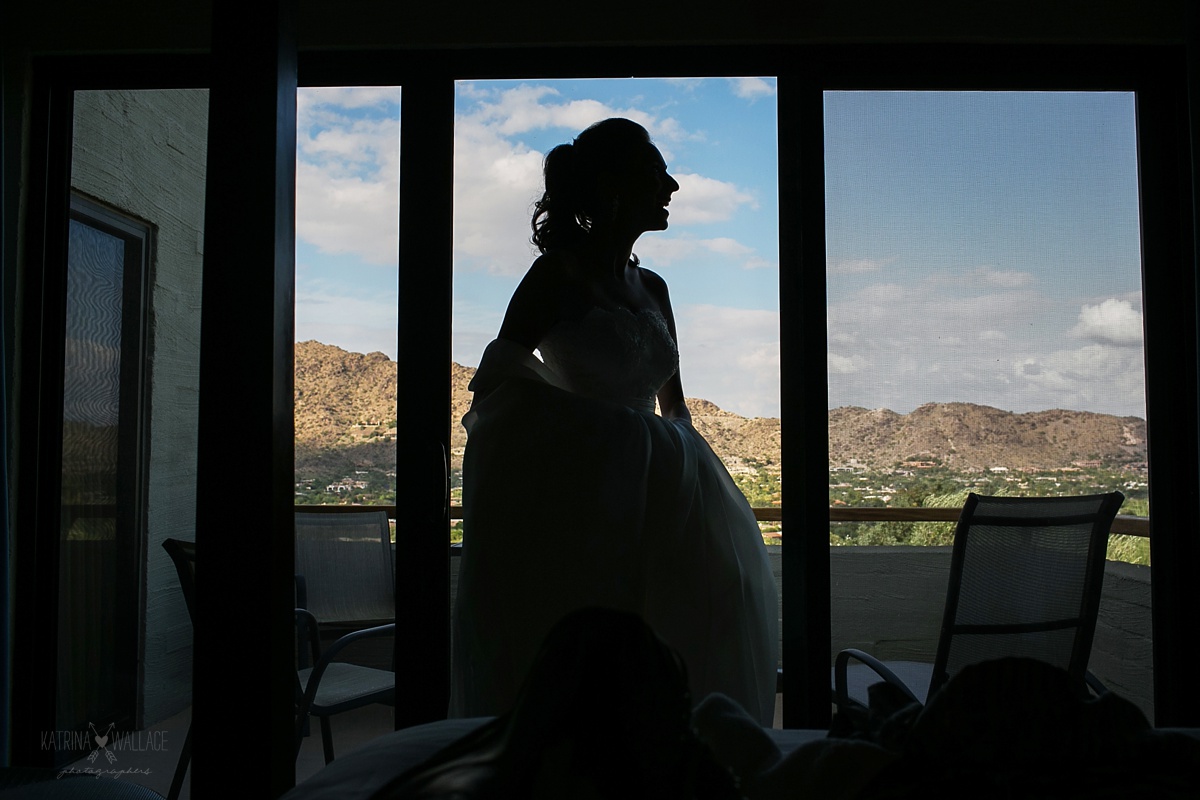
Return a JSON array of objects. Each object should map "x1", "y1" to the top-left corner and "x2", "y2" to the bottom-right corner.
[
  {"x1": 530, "y1": 119, "x2": 682, "y2": 257},
  {"x1": 604, "y1": 143, "x2": 681, "y2": 239},
  {"x1": 614, "y1": 145, "x2": 680, "y2": 236}
]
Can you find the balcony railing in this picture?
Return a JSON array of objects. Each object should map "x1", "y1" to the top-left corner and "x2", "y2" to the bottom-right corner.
[
  {"x1": 824, "y1": 506, "x2": 1150, "y2": 537},
  {"x1": 294, "y1": 503, "x2": 1152, "y2": 538},
  {"x1": 292, "y1": 501, "x2": 1156, "y2": 720}
]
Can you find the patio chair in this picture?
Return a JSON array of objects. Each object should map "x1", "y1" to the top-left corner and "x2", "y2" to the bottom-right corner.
[
  {"x1": 833, "y1": 491, "x2": 1124, "y2": 714},
  {"x1": 294, "y1": 510, "x2": 397, "y2": 764},
  {"x1": 294, "y1": 510, "x2": 395, "y2": 631},
  {"x1": 161, "y1": 538, "x2": 195, "y2": 800}
]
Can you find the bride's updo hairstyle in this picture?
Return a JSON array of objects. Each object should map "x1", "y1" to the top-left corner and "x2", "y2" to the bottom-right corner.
[{"x1": 531, "y1": 118, "x2": 653, "y2": 259}]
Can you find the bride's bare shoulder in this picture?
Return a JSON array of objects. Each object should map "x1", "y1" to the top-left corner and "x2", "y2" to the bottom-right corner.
[
  {"x1": 633, "y1": 265, "x2": 674, "y2": 310},
  {"x1": 516, "y1": 252, "x2": 581, "y2": 302},
  {"x1": 498, "y1": 253, "x2": 583, "y2": 348},
  {"x1": 635, "y1": 265, "x2": 669, "y2": 294}
]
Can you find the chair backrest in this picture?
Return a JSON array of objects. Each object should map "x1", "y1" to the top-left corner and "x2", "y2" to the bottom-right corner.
[
  {"x1": 930, "y1": 491, "x2": 1124, "y2": 696},
  {"x1": 294, "y1": 510, "x2": 394, "y2": 626},
  {"x1": 162, "y1": 538, "x2": 196, "y2": 623}
]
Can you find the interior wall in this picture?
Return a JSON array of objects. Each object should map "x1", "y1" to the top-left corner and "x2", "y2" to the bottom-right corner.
[{"x1": 70, "y1": 88, "x2": 207, "y2": 727}]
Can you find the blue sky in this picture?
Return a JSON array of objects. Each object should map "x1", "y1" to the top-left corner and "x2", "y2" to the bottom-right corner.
[
  {"x1": 295, "y1": 82, "x2": 1146, "y2": 420},
  {"x1": 825, "y1": 91, "x2": 1144, "y2": 419}
]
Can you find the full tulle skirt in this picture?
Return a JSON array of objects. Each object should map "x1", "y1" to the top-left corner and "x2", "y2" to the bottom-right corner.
[{"x1": 450, "y1": 345, "x2": 778, "y2": 725}]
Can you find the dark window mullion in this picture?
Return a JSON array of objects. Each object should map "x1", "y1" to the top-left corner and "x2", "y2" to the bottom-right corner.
[
  {"x1": 394, "y1": 78, "x2": 454, "y2": 727},
  {"x1": 778, "y1": 73, "x2": 833, "y2": 730},
  {"x1": 1137, "y1": 64, "x2": 1200, "y2": 727},
  {"x1": 13, "y1": 71, "x2": 74, "y2": 768},
  {"x1": 196, "y1": 1, "x2": 297, "y2": 794}
]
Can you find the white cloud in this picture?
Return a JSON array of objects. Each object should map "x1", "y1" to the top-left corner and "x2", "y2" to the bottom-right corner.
[
  {"x1": 825, "y1": 276, "x2": 1146, "y2": 417},
  {"x1": 702, "y1": 237, "x2": 754, "y2": 257},
  {"x1": 296, "y1": 91, "x2": 401, "y2": 266},
  {"x1": 1012, "y1": 344, "x2": 1145, "y2": 412},
  {"x1": 296, "y1": 161, "x2": 400, "y2": 265},
  {"x1": 670, "y1": 173, "x2": 757, "y2": 224},
  {"x1": 294, "y1": 283, "x2": 398, "y2": 359},
  {"x1": 460, "y1": 83, "x2": 689, "y2": 150},
  {"x1": 676, "y1": 304, "x2": 780, "y2": 418},
  {"x1": 450, "y1": 86, "x2": 702, "y2": 277},
  {"x1": 453, "y1": 119, "x2": 544, "y2": 275},
  {"x1": 974, "y1": 267, "x2": 1035, "y2": 289},
  {"x1": 664, "y1": 78, "x2": 705, "y2": 92},
  {"x1": 634, "y1": 236, "x2": 700, "y2": 266},
  {"x1": 297, "y1": 82, "x2": 762, "y2": 280},
  {"x1": 494, "y1": 93, "x2": 626, "y2": 139},
  {"x1": 451, "y1": 87, "x2": 758, "y2": 276},
  {"x1": 828, "y1": 353, "x2": 861, "y2": 374},
  {"x1": 1069, "y1": 298, "x2": 1143, "y2": 346},
  {"x1": 740, "y1": 256, "x2": 775, "y2": 271},
  {"x1": 729, "y1": 77, "x2": 777, "y2": 100},
  {"x1": 299, "y1": 87, "x2": 400, "y2": 112},
  {"x1": 829, "y1": 257, "x2": 894, "y2": 275},
  {"x1": 634, "y1": 235, "x2": 770, "y2": 272}
]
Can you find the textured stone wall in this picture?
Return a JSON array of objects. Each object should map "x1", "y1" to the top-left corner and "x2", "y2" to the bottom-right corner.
[{"x1": 71, "y1": 88, "x2": 208, "y2": 727}]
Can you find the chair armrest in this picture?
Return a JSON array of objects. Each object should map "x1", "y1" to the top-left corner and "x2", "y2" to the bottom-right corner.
[
  {"x1": 834, "y1": 648, "x2": 922, "y2": 710},
  {"x1": 295, "y1": 608, "x2": 322, "y2": 669},
  {"x1": 298, "y1": 621, "x2": 397, "y2": 708},
  {"x1": 294, "y1": 575, "x2": 313, "y2": 669},
  {"x1": 1085, "y1": 669, "x2": 1109, "y2": 697},
  {"x1": 314, "y1": 622, "x2": 396, "y2": 668}
]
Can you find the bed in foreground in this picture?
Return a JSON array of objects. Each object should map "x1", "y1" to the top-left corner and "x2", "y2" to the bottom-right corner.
[{"x1": 284, "y1": 611, "x2": 1200, "y2": 799}]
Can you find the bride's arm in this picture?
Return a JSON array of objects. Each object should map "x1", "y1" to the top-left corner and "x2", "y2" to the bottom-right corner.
[
  {"x1": 659, "y1": 373, "x2": 691, "y2": 423},
  {"x1": 468, "y1": 255, "x2": 575, "y2": 405},
  {"x1": 496, "y1": 253, "x2": 574, "y2": 350},
  {"x1": 644, "y1": 271, "x2": 692, "y2": 424}
]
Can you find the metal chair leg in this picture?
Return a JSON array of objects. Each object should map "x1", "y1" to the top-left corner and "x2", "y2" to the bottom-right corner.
[
  {"x1": 167, "y1": 724, "x2": 191, "y2": 800},
  {"x1": 319, "y1": 715, "x2": 335, "y2": 763}
]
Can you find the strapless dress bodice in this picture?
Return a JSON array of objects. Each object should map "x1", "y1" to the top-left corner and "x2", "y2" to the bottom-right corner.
[{"x1": 537, "y1": 306, "x2": 679, "y2": 413}]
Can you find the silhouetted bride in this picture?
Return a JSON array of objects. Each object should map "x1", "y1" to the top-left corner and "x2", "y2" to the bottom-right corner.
[{"x1": 451, "y1": 118, "x2": 778, "y2": 725}]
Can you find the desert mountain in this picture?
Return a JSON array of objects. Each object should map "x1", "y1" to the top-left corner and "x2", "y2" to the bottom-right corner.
[
  {"x1": 294, "y1": 340, "x2": 1146, "y2": 474},
  {"x1": 827, "y1": 403, "x2": 1145, "y2": 470}
]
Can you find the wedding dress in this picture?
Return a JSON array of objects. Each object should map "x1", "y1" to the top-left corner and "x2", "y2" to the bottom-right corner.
[{"x1": 450, "y1": 306, "x2": 779, "y2": 725}]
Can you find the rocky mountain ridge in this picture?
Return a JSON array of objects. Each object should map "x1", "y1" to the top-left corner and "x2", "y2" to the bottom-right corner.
[{"x1": 294, "y1": 340, "x2": 1147, "y2": 475}]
